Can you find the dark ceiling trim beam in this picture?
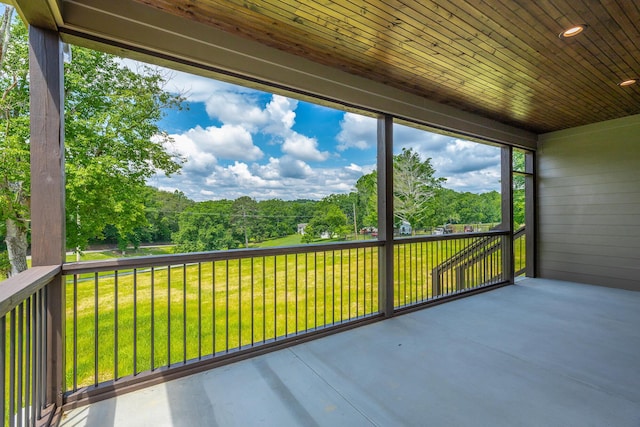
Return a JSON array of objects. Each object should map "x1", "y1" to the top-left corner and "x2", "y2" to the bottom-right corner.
[
  {"x1": 60, "y1": 0, "x2": 536, "y2": 149},
  {"x1": 10, "y1": 0, "x2": 61, "y2": 30}
]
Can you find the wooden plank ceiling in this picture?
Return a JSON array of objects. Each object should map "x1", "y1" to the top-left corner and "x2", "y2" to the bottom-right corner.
[{"x1": 135, "y1": 0, "x2": 639, "y2": 133}]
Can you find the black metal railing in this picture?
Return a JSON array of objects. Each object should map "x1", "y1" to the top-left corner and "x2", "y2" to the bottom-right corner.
[
  {"x1": 394, "y1": 231, "x2": 509, "y2": 309},
  {"x1": 5, "y1": 230, "x2": 519, "y2": 408},
  {"x1": 1, "y1": 266, "x2": 60, "y2": 427},
  {"x1": 62, "y1": 241, "x2": 381, "y2": 399}
]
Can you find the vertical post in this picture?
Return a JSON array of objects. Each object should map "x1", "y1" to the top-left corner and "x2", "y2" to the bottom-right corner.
[
  {"x1": 524, "y1": 151, "x2": 536, "y2": 277},
  {"x1": 377, "y1": 115, "x2": 394, "y2": 317},
  {"x1": 500, "y1": 146, "x2": 514, "y2": 284},
  {"x1": 29, "y1": 26, "x2": 65, "y2": 408}
]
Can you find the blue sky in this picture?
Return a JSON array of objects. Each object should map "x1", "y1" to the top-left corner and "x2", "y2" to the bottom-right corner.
[{"x1": 142, "y1": 65, "x2": 501, "y2": 201}]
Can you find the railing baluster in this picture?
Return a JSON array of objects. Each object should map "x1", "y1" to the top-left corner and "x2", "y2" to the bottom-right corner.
[
  {"x1": 225, "y1": 260, "x2": 229, "y2": 352},
  {"x1": 151, "y1": 267, "x2": 155, "y2": 371},
  {"x1": 94, "y1": 272, "x2": 98, "y2": 387},
  {"x1": 273, "y1": 257, "x2": 277, "y2": 341},
  {"x1": 250, "y1": 258, "x2": 254, "y2": 347},
  {"x1": 284, "y1": 256, "x2": 288, "y2": 336},
  {"x1": 348, "y1": 249, "x2": 351, "y2": 320},
  {"x1": 314, "y1": 252, "x2": 317, "y2": 329},
  {"x1": 323, "y1": 252, "x2": 327, "y2": 327},
  {"x1": 73, "y1": 275, "x2": 77, "y2": 392},
  {"x1": 294, "y1": 254, "x2": 298, "y2": 334},
  {"x1": 262, "y1": 257, "x2": 266, "y2": 344},
  {"x1": 182, "y1": 264, "x2": 187, "y2": 364},
  {"x1": 238, "y1": 259, "x2": 241, "y2": 348},
  {"x1": 24, "y1": 298, "x2": 31, "y2": 427},
  {"x1": 332, "y1": 250, "x2": 335, "y2": 324},
  {"x1": 198, "y1": 263, "x2": 202, "y2": 359},
  {"x1": 167, "y1": 266, "x2": 171, "y2": 367},
  {"x1": 17, "y1": 304, "x2": 22, "y2": 427},
  {"x1": 212, "y1": 261, "x2": 216, "y2": 356},
  {"x1": 9, "y1": 310, "x2": 15, "y2": 427},
  {"x1": 1, "y1": 316, "x2": 5, "y2": 427},
  {"x1": 114, "y1": 271, "x2": 119, "y2": 380},
  {"x1": 133, "y1": 269, "x2": 137, "y2": 375},
  {"x1": 356, "y1": 248, "x2": 359, "y2": 317},
  {"x1": 30, "y1": 295, "x2": 37, "y2": 425}
]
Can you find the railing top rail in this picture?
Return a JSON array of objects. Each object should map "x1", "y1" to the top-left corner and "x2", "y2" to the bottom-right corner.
[
  {"x1": 393, "y1": 229, "x2": 509, "y2": 244},
  {"x1": 0, "y1": 264, "x2": 60, "y2": 317},
  {"x1": 62, "y1": 239, "x2": 383, "y2": 275},
  {"x1": 514, "y1": 226, "x2": 526, "y2": 238}
]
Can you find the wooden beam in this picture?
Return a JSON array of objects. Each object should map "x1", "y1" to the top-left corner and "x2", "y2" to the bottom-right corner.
[
  {"x1": 377, "y1": 115, "x2": 394, "y2": 317},
  {"x1": 10, "y1": 0, "x2": 61, "y2": 30},
  {"x1": 29, "y1": 25, "x2": 65, "y2": 407}
]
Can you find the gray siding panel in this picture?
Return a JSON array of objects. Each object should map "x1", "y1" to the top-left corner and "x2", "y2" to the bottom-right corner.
[{"x1": 538, "y1": 114, "x2": 640, "y2": 290}]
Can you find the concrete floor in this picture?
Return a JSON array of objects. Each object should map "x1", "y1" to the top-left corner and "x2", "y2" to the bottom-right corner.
[{"x1": 60, "y1": 278, "x2": 640, "y2": 427}]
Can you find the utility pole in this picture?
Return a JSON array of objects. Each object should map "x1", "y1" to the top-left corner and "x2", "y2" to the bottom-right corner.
[{"x1": 353, "y1": 202, "x2": 358, "y2": 240}]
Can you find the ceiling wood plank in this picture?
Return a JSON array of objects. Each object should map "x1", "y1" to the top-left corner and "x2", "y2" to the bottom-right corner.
[{"x1": 125, "y1": 0, "x2": 640, "y2": 133}]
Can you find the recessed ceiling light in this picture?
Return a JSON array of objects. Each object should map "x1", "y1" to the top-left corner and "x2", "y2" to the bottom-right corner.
[
  {"x1": 618, "y1": 79, "x2": 637, "y2": 87},
  {"x1": 559, "y1": 24, "x2": 586, "y2": 39}
]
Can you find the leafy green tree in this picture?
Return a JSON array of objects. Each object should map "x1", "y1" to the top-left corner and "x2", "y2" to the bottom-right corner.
[
  {"x1": 231, "y1": 196, "x2": 258, "y2": 248},
  {"x1": 393, "y1": 148, "x2": 445, "y2": 232},
  {"x1": 172, "y1": 200, "x2": 238, "y2": 252},
  {"x1": 322, "y1": 192, "x2": 358, "y2": 233},
  {"x1": 0, "y1": 14, "x2": 183, "y2": 274},
  {"x1": 355, "y1": 171, "x2": 378, "y2": 227},
  {"x1": 255, "y1": 199, "x2": 296, "y2": 241},
  {"x1": 301, "y1": 203, "x2": 350, "y2": 243},
  {"x1": 139, "y1": 187, "x2": 193, "y2": 243}
]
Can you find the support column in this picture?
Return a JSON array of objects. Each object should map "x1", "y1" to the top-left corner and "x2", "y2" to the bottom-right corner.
[
  {"x1": 525, "y1": 151, "x2": 536, "y2": 277},
  {"x1": 377, "y1": 115, "x2": 394, "y2": 317},
  {"x1": 500, "y1": 146, "x2": 514, "y2": 284},
  {"x1": 29, "y1": 26, "x2": 65, "y2": 407}
]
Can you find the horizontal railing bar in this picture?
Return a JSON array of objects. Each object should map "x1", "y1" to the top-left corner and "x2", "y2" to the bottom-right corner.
[
  {"x1": 393, "y1": 230, "x2": 508, "y2": 244},
  {"x1": 62, "y1": 240, "x2": 383, "y2": 274},
  {"x1": 0, "y1": 265, "x2": 60, "y2": 318}
]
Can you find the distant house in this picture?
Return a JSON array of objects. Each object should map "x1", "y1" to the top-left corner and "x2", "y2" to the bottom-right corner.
[
  {"x1": 297, "y1": 223, "x2": 308, "y2": 235},
  {"x1": 398, "y1": 220, "x2": 412, "y2": 235}
]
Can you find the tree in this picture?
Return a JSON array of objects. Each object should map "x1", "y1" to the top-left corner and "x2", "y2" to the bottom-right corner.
[
  {"x1": 0, "y1": 14, "x2": 183, "y2": 274},
  {"x1": 355, "y1": 171, "x2": 378, "y2": 227},
  {"x1": 172, "y1": 200, "x2": 238, "y2": 252},
  {"x1": 301, "y1": 203, "x2": 350, "y2": 243},
  {"x1": 231, "y1": 196, "x2": 258, "y2": 248},
  {"x1": 254, "y1": 199, "x2": 296, "y2": 241},
  {"x1": 393, "y1": 148, "x2": 445, "y2": 232}
]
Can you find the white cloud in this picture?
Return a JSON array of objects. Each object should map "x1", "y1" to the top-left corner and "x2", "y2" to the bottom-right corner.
[
  {"x1": 263, "y1": 96, "x2": 297, "y2": 136},
  {"x1": 281, "y1": 133, "x2": 329, "y2": 162},
  {"x1": 255, "y1": 156, "x2": 313, "y2": 179},
  {"x1": 179, "y1": 125, "x2": 263, "y2": 161},
  {"x1": 336, "y1": 113, "x2": 376, "y2": 151},
  {"x1": 168, "y1": 133, "x2": 217, "y2": 175},
  {"x1": 204, "y1": 91, "x2": 268, "y2": 131}
]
